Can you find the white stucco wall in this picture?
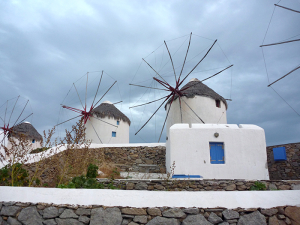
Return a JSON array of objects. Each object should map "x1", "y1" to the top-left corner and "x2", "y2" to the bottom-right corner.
[
  {"x1": 165, "y1": 96, "x2": 227, "y2": 140},
  {"x1": 7, "y1": 137, "x2": 42, "y2": 151},
  {"x1": 85, "y1": 116, "x2": 129, "y2": 144},
  {"x1": 167, "y1": 124, "x2": 269, "y2": 180},
  {"x1": 1, "y1": 187, "x2": 299, "y2": 209}
]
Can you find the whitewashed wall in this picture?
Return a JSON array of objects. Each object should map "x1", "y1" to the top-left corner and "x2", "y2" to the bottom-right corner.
[
  {"x1": 167, "y1": 124, "x2": 269, "y2": 180},
  {"x1": 7, "y1": 137, "x2": 42, "y2": 151},
  {"x1": 85, "y1": 116, "x2": 129, "y2": 144},
  {"x1": 165, "y1": 96, "x2": 227, "y2": 140}
]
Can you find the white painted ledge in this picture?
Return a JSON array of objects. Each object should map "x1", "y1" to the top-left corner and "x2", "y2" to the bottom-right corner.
[
  {"x1": 89, "y1": 143, "x2": 166, "y2": 148},
  {"x1": 0, "y1": 187, "x2": 299, "y2": 209}
]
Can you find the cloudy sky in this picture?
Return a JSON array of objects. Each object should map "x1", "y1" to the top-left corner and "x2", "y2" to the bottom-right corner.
[{"x1": 0, "y1": 0, "x2": 299, "y2": 146}]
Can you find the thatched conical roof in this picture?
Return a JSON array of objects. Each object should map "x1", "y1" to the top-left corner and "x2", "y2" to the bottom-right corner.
[
  {"x1": 166, "y1": 78, "x2": 227, "y2": 109},
  {"x1": 92, "y1": 101, "x2": 131, "y2": 125},
  {"x1": 9, "y1": 122, "x2": 43, "y2": 141}
]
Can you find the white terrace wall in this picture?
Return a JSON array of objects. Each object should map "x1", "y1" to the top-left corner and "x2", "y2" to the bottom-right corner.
[
  {"x1": 167, "y1": 123, "x2": 269, "y2": 180},
  {"x1": 85, "y1": 116, "x2": 129, "y2": 144}
]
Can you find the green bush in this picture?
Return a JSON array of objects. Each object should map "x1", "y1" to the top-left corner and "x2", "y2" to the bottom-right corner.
[
  {"x1": 0, "y1": 163, "x2": 29, "y2": 186},
  {"x1": 250, "y1": 181, "x2": 266, "y2": 191},
  {"x1": 86, "y1": 164, "x2": 98, "y2": 178}
]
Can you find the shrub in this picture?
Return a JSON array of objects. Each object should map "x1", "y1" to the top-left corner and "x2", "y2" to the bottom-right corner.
[
  {"x1": 250, "y1": 181, "x2": 266, "y2": 191},
  {"x1": 0, "y1": 163, "x2": 29, "y2": 186},
  {"x1": 86, "y1": 164, "x2": 98, "y2": 178}
]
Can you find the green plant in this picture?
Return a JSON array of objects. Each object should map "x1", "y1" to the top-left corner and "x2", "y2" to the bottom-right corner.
[
  {"x1": 109, "y1": 167, "x2": 120, "y2": 180},
  {"x1": 250, "y1": 181, "x2": 266, "y2": 191},
  {"x1": 57, "y1": 182, "x2": 76, "y2": 189},
  {"x1": 107, "y1": 182, "x2": 117, "y2": 189},
  {"x1": 86, "y1": 164, "x2": 98, "y2": 178},
  {"x1": 0, "y1": 163, "x2": 29, "y2": 186}
]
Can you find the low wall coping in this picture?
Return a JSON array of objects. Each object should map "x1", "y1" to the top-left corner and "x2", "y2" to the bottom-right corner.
[{"x1": 0, "y1": 187, "x2": 299, "y2": 209}]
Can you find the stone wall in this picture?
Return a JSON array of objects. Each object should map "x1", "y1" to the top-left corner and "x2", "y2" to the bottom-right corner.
[
  {"x1": 267, "y1": 142, "x2": 300, "y2": 180},
  {"x1": 99, "y1": 146, "x2": 166, "y2": 173},
  {"x1": 99, "y1": 179, "x2": 300, "y2": 191},
  {"x1": 0, "y1": 201, "x2": 299, "y2": 225}
]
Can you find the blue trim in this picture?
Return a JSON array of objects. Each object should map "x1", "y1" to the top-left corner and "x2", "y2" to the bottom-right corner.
[
  {"x1": 210, "y1": 142, "x2": 225, "y2": 164},
  {"x1": 172, "y1": 174, "x2": 202, "y2": 178},
  {"x1": 112, "y1": 131, "x2": 116, "y2": 137},
  {"x1": 117, "y1": 121, "x2": 120, "y2": 125},
  {"x1": 273, "y1": 147, "x2": 287, "y2": 161}
]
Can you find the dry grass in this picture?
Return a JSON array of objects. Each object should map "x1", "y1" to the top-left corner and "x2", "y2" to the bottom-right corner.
[{"x1": 97, "y1": 162, "x2": 123, "y2": 179}]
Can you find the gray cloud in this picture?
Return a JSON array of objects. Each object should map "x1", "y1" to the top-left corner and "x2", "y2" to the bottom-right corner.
[{"x1": 0, "y1": 0, "x2": 299, "y2": 146}]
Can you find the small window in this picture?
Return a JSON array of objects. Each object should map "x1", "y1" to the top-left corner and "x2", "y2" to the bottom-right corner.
[
  {"x1": 273, "y1": 147, "x2": 287, "y2": 161},
  {"x1": 112, "y1": 131, "x2": 116, "y2": 137},
  {"x1": 117, "y1": 121, "x2": 120, "y2": 125},
  {"x1": 210, "y1": 142, "x2": 224, "y2": 164},
  {"x1": 32, "y1": 139, "x2": 35, "y2": 143},
  {"x1": 216, "y1": 100, "x2": 221, "y2": 108}
]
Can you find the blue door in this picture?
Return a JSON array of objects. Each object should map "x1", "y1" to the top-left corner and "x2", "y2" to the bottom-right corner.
[{"x1": 210, "y1": 142, "x2": 225, "y2": 164}]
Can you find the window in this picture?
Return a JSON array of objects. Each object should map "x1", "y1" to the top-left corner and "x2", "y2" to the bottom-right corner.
[
  {"x1": 32, "y1": 139, "x2": 35, "y2": 143},
  {"x1": 117, "y1": 121, "x2": 120, "y2": 125},
  {"x1": 210, "y1": 142, "x2": 224, "y2": 164},
  {"x1": 273, "y1": 147, "x2": 287, "y2": 161},
  {"x1": 112, "y1": 131, "x2": 116, "y2": 137},
  {"x1": 215, "y1": 100, "x2": 221, "y2": 108}
]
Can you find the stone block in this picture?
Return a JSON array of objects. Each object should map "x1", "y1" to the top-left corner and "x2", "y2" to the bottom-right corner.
[
  {"x1": 162, "y1": 208, "x2": 186, "y2": 218},
  {"x1": 147, "y1": 208, "x2": 162, "y2": 216},
  {"x1": 90, "y1": 207, "x2": 122, "y2": 225},
  {"x1": 121, "y1": 208, "x2": 147, "y2": 215}
]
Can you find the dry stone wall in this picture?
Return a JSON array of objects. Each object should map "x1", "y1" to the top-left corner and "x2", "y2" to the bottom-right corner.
[
  {"x1": 100, "y1": 146, "x2": 166, "y2": 173},
  {"x1": 0, "y1": 201, "x2": 299, "y2": 225},
  {"x1": 267, "y1": 142, "x2": 300, "y2": 180},
  {"x1": 99, "y1": 179, "x2": 300, "y2": 191}
]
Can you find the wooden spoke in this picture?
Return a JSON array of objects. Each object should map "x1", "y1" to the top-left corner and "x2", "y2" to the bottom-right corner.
[
  {"x1": 129, "y1": 83, "x2": 168, "y2": 91},
  {"x1": 268, "y1": 65, "x2": 300, "y2": 87},
  {"x1": 90, "y1": 114, "x2": 118, "y2": 127},
  {"x1": 8, "y1": 95, "x2": 20, "y2": 126},
  {"x1": 201, "y1": 64, "x2": 233, "y2": 82},
  {"x1": 158, "y1": 94, "x2": 175, "y2": 142},
  {"x1": 275, "y1": 4, "x2": 300, "y2": 13},
  {"x1": 4, "y1": 100, "x2": 8, "y2": 126},
  {"x1": 94, "y1": 81, "x2": 117, "y2": 108},
  {"x1": 54, "y1": 115, "x2": 81, "y2": 127},
  {"x1": 135, "y1": 94, "x2": 171, "y2": 135},
  {"x1": 179, "y1": 32, "x2": 192, "y2": 82},
  {"x1": 112, "y1": 101, "x2": 123, "y2": 105},
  {"x1": 181, "y1": 64, "x2": 233, "y2": 92},
  {"x1": 179, "y1": 39, "x2": 217, "y2": 86},
  {"x1": 178, "y1": 96, "x2": 183, "y2": 123},
  {"x1": 181, "y1": 98, "x2": 205, "y2": 123},
  {"x1": 85, "y1": 72, "x2": 89, "y2": 110},
  {"x1": 13, "y1": 100, "x2": 29, "y2": 127},
  {"x1": 13, "y1": 113, "x2": 33, "y2": 128},
  {"x1": 260, "y1": 39, "x2": 300, "y2": 47},
  {"x1": 142, "y1": 58, "x2": 168, "y2": 84},
  {"x1": 73, "y1": 83, "x2": 84, "y2": 109},
  {"x1": 91, "y1": 71, "x2": 103, "y2": 108},
  {"x1": 164, "y1": 40, "x2": 177, "y2": 83},
  {"x1": 90, "y1": 122, "x2": 103, "y2": 144},
  {"x1": 130, "y1": 96, "x2": 169, "y2": 109}
]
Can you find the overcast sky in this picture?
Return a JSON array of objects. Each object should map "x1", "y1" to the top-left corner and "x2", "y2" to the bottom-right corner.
[{"x1": 0, "y1": 0, "x2": 299, "y2": 146}]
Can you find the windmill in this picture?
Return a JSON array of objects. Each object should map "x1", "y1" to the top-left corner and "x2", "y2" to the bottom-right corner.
[
  {"x1": 0, "y1": 96, "x2": 33, "y2": 160},
  {"x1": 129, "y1": 32, "x2": 233, "y2": 142},
  {"x1": 260, "y1": 1, "x2": 300, "y2": 117},
  {"x1": 56, "y1": 71, "x2": 125, "y2": 144}
]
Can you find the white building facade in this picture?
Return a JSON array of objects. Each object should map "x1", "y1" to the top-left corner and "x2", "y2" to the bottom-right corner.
[
  {"x1": 165, "y1": 78, "x2": 269, "y2": 180},
  {"x1": 167, "y1": 124, "x2": 269, "y2": 180},
  {"x1": 165, "y1": 78, "x2": 227, "y2": 141},
  {"x1": 85, "y1": 101, "x2": 130, "y2": 144}
]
